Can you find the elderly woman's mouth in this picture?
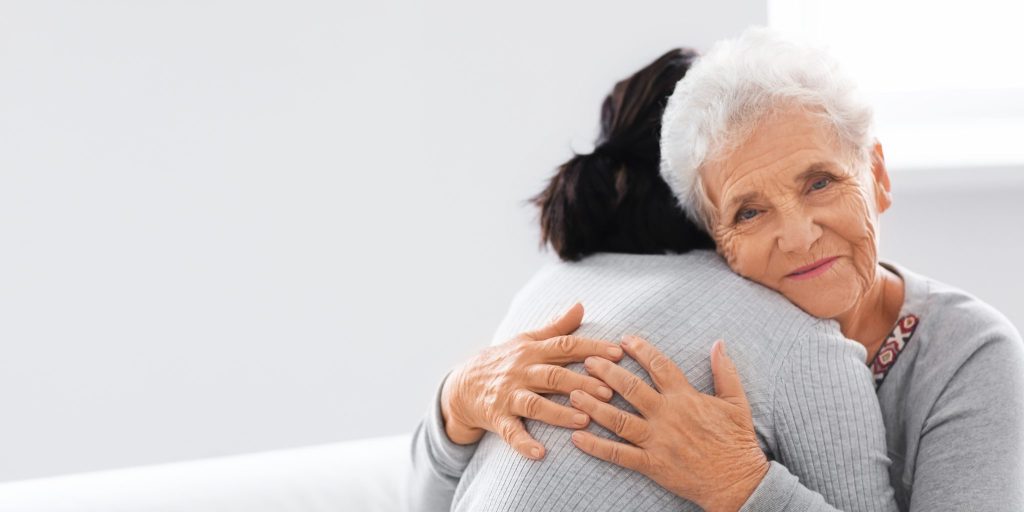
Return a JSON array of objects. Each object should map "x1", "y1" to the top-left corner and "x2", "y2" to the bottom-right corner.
[{"x1": 786, "y1": 256, "x2": 840, "y2": 280}]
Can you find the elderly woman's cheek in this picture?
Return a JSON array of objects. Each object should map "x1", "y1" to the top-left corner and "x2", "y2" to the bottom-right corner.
[
  {"x1": 715, "y1": 227, "x2": 770, "y2": 283},
  {"x1": 714, "y1": 225, "x2": 747, "y2": 273},
  {"x1": 827, "y1": 191, "x2": 879, "y2": 293},
  {"x1": 714, "y1": 226, "x2": 738, "y2": 266}
]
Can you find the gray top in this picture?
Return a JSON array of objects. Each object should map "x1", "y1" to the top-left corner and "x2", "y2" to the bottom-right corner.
[
  {"x1": 407, "y1": 251, "x2": 1024, "y2": 511},
  {"x1": 869, "y1": 260, "x2": 1024, "y2": 510}
]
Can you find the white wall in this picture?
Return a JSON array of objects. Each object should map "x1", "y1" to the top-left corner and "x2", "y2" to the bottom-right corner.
[{"x1": 0, "y1": 1, "x2": 770, "y2": 481}]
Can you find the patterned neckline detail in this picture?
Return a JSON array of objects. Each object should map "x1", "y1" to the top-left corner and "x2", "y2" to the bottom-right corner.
[{"x1": 869, "y1": 314, "x2": 920, "y2": 391}]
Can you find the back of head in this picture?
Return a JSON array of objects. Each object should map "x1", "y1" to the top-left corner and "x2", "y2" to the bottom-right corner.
[{"x1": 529, "y1": 48, "x2": 715, "y2": 262}]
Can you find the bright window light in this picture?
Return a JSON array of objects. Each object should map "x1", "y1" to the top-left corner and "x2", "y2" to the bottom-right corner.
[{"x1": 768, "y1": 0, "x2": 1024, "y2": 171}]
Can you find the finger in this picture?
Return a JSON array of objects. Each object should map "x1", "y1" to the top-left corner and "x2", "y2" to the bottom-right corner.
[
  {"x1": 522, "y1": 302, "x2": 584, "y2": 341},
  {"x1": 620, "y1": 335, "x2": 695, "y2": 394},
  {"x1": 508, "y1": 389, "x2": 591, "y2": 429},
  {"x1": 494, "y1": 414, "x2": 546, "y2": 460},
  {"x1": 525, "y1": 364, "x2": 615, "y2": 401},
  {"x1": 583, "y1": 356, "x2": 661, "y2": 416},
  {"x1": 569, "y1": 389, "x2": 650, "y2": 446},
  {"x1": 711, "y1": 339, "x2": 750, "y2": 409},
  {"x1": 570, "y1": 429, "x2": 648, "y2": 472},
  {"x1": 537, "y1": 335, "x2": 624, "y2": 365}
]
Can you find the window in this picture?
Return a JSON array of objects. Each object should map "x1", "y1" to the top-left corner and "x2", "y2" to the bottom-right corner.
[{"x1": 769, "y1": 0, "x2": 1024, "y2": 171}]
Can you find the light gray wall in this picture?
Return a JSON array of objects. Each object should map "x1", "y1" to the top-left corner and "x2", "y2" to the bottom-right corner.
[
  {"x1": 2, "y1": 1, "x2": 1021, "y2": 485},
  {"x1": 878, "y1": 166, "x2": 1024, "y2": 331},
  {"x1": 0, "y1": 0, "x2": 769, "y2": 481}
]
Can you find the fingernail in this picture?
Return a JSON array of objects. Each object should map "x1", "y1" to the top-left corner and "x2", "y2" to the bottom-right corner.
[
  {"x1": 584, "y1": 357, "x2": 596, "y2": 369},
  {"x1": 717, "y1": 339, "x2": 727, "y2": 357},
  {"x1": 621, "y1": 336, "x2": 632, "y2": 347},
  {"x1": 531, "y1": 446, "x2": 542, "y2": 459},
  {"x1": 597, "y1": 386, "x2": 613, "y2": 400},
  {"x1": 570, "y1": 389, "x2": 583, "y2": 404},
  {"x1": 607, "y1": 346, "x2": 623, "y2": 358},
  {"x1": 571, "y1": 431, "x2": 583, "y2": 444},
  {"x1": 573, "y1": 413, "x2": 588, "y2": 425}
]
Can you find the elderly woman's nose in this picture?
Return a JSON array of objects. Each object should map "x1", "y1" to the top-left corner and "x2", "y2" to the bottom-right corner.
[{"x1": 775, "y1": 212, "x2": 823, "y2": 253}]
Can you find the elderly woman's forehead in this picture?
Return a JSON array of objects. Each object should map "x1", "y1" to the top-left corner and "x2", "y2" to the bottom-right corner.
[{"x1": 705, "y1": 113, "x2": 848, "y2": 191}]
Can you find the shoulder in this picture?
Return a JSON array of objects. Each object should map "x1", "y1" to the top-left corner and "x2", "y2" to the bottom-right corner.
[
  {"x1": 893, "y1": 264, "x2": 1024, "y2": 405},
  {"x1": 885, "y1": 272, "x2": 1024, "y2": 512},
  {"x1": 525, "y1": 250, "x2": 756, "y2": 296},
  {"x1": 557, "y1": 251, "x2": 815, "y2": 320},
  {"x1": 510, "y1": 251, "x2": 824, "y2": 357},
  {"x1": 912, "y1": 268, "x2": 1022, "y2": 365}
]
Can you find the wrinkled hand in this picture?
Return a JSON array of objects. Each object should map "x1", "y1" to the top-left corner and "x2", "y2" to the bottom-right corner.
[
  {"x1": 569, "y1": 335, "x2": 769, "y2": 512},
  {"x1": 440, "y1": 303, "x2": 625, "y2": 460}
]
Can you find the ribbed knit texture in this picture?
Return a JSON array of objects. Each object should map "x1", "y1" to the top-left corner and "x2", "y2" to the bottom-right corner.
[{"x1": 408, "y1": 251, "x2": 1024, "y2": 511}]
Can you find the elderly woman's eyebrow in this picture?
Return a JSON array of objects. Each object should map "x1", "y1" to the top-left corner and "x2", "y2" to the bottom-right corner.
[
  {"x1": 793, "y1": 161, "x2": 837, "y2": 183},
  {"x1": 725, "y1": 191, "x2": 760, "y2": 213}
]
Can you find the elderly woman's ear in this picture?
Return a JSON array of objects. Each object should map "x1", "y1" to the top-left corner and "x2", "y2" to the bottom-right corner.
[{"x1": 870, "y1": 139, "x2": 893, "y2": 214}]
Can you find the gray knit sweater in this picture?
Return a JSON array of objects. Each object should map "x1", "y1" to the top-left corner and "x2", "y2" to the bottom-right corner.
[{"x1": 408, "y1": 251, "x2": 1024, "y2": 511}]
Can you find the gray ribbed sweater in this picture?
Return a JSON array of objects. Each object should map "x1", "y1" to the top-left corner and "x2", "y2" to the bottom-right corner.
[{"x1": 408, "y1": 251, "x2": 1024, "y2": 511}]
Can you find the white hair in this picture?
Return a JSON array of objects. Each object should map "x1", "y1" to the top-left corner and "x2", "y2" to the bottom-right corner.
[{"x1": 659, "y1": 26, "x2": 876, "y2": 233}]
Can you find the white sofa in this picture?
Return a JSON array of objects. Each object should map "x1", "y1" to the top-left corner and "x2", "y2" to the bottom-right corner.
[{"x1": 0, "y1": 434, "x2": 413, "y2": 512}]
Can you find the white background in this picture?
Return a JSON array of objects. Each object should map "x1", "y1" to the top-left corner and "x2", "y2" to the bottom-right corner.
[{"x1": 1, "y1": 0, "x2": 1021, "y2": 482}]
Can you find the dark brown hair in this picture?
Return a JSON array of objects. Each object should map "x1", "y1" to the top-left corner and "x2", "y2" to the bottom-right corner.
[{"x1": 529, "y1": 48, "x2": 714, "y2": 261}]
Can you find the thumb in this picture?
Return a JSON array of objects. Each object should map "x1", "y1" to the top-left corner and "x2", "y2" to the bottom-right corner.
[
  {"x1": 711, "y1": 339, "x2": 749, "y2": 408},
  {"x1": 523, "y1": 302, "x2": 583, "y2": 340}
]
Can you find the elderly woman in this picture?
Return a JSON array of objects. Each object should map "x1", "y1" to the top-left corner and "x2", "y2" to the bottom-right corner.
[
  {"x1": 571, "y1": 27, "x2": 1024, "y2": 510},
  {"x1": 411, "y1": 27, "x2": 1024, "y2": 511}
]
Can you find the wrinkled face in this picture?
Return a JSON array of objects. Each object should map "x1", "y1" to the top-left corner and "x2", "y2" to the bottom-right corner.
[{"x1": 700, "y1": 106, "x2": 891, "y2": 319}]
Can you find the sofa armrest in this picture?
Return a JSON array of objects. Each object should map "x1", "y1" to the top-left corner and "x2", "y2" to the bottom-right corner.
[{"x1": 0, "y1": 433, "x2": 412, "y2": 512}]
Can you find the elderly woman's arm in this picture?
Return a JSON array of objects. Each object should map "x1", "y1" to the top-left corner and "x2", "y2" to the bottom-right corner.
[
  {"x1": 902, "y1": 325, "x2": 1024, "y2": 511},
  {"x1": 407, "y1": 303, "x2": 624, "y2": 512},
  {"x1": 408, "y1": 371, "x2": 477, "y2": 512}
]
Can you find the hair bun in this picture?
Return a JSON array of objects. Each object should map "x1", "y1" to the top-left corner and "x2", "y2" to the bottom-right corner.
[
  {"x1": 591, "y1": 142, "x2": 626, "y2": 162},
  {"x1": 591, "y1": 139, "x2": 657, "y2": 171},
  {"x1": 530, "y1": 47, "x2": 714, "y2": 261}
]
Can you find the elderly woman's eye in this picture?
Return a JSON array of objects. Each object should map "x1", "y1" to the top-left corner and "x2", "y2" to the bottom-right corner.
[
  {"x1": 810, "y1": 177, "x2": 832, "y2": 191},
  {"x1": 736, "y1": 208, "x2": 759, "y2": 222}
]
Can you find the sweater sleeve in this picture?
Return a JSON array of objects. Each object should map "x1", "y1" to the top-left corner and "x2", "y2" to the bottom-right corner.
[
  {"x1": 407, "y1": 370, "x2": 479, "y2": 512},
  {"x1": 740, "y1": 321, "x2": 899, "y2": 512},
  {"x1": 906, "y1": 327, "x2": 1024, "y2": 511}
]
